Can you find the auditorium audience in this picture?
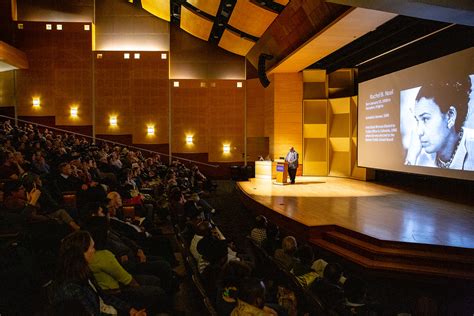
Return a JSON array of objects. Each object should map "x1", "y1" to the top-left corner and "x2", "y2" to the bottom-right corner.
[{"x1": 0, "y1": 121, "x2": 390, "y2": 315}]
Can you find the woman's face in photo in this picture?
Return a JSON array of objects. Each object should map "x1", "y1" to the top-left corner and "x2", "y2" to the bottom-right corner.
[{"x1": 414, "y1": 97, "x2": 451, "y2": 154}]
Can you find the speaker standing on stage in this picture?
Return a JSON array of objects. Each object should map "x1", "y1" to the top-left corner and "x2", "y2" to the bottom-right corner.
[{"x1": 285, "y1": 147, "x2": 299, "y2": 184}]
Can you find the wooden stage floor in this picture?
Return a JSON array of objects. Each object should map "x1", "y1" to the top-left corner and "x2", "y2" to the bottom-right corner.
[{"x1": 237, "y1": 177, "x2": 474, "y2": 249}]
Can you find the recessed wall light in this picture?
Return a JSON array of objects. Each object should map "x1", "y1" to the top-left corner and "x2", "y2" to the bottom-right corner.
[
  {"x1": 32, "y1": 97, "x2": 40, "y2": 107},
  {"x1": 173, "y1": 81, "x2": 180, "y2": 87},
  {"x1": 109, "y1": 116, "x2": 118, "y2": 126},
  {"x1": 186, "y1": 135, "x2": 193, "y2": 144},
  {"x1": 70, "y1": 107, "x2": 78, "y2": 118}
]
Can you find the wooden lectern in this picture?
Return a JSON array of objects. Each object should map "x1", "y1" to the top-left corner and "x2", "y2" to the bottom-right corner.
[{"x1": 274, "y1": 159, "x2": 288, "y2": 185}]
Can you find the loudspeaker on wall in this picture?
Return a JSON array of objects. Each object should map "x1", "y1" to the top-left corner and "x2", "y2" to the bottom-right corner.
[{"x1": 258, "y1": 53, "x2": 273, "y2": 88}]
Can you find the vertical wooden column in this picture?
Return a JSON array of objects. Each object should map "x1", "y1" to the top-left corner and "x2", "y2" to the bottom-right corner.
[{"x1": 272, "y1": 73, "x2": 303, "y2": 165}]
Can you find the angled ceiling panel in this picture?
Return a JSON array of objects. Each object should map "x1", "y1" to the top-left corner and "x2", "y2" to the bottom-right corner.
[
  {"x1": 0, "y1": 41, "x2": 28, "y2": 71},
  {"x1": 180, "y1": 5, "x2": 214, "y2": 41},
  {"x1": 269, "y1": 8, "x2": 397, "y2": 73},
  {"x1": 228, "y1": 0, "x2": 278, "y2": 38},
  {"x1": 218, "y1": 28, "x2": 256, "y2": 56},
  {"x1": 187, "y1": 0, "x2": 220, "y2": 17},
  {"x1": 142, "y1": 0, "x2": 170, "y2": 22}
]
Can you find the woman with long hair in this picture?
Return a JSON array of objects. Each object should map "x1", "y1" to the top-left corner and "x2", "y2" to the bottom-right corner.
[{"x1": 53, "y1": 230, "x2": 146, "y2": 316}]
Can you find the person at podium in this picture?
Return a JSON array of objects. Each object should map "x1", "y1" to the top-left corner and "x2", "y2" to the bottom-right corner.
[{"x1": 285, "y1": 146, "x2": 299, "y2": 184}]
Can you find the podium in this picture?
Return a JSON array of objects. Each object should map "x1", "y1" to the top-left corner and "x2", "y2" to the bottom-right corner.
[
  {"x1": 255, "y1": 161, "x2": 273, "y2": 180},
  {"x1": 274, "y1": 159, "x2": 288, "y2": 185}
]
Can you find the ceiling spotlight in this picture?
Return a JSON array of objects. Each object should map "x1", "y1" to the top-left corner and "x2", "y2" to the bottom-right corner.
[{"x1": 225, "y1": 3, "x2": 232, "y2": 7}]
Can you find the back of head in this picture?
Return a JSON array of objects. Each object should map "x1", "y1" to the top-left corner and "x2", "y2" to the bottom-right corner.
[
  {"x1": 238, "y1": 277, "x2": 266, "y2": 308},
  {"x1": 266, "y1": 222, "x2": 280, "y2": 239},
  {"x1": 195, "y1": 220, "x2": 212, "y2": 237},
  {"x1": 282, "y1": 236, "x2": 297, "y2": 255},
  {"x1": 323, "y1": 262, "x2": 343, "y2": 284},
  {"x1": 220, "y1": 260, "x2": 252, "y2": 287},
  {"x1": 343, "y1": 277, "x2": 367, "y2": 304},
  {"x1": 83, "y1": 217, "x2": 108, "y2": 250},
  {"x1": 255, "y1": 215, "x2": 267, "y2": 229},
  {"x1": 56, "y1": 231, "x2": 92, "y2": 284},
  {"x1": 297, "y1": 244, "x2": 315, "y2": 265},
  {"x1": 198, "y1": 237, "x2": 228, "y2": 264}
]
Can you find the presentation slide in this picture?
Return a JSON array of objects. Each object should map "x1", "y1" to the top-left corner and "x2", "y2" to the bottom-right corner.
[{"x1": 358, "y1": 47, "x2": 474, "y2": 181}]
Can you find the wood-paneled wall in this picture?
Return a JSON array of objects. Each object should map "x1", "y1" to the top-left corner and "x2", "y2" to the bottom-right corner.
[
  {"x1": 94, "y1": 51, "x2": 169, "y2": 144},
  {"x1": 246, "y1": 78, "x2": 269, "y2": 160},
  {"x1": 171, "y1": 79, "x2": 245, "y2": 162},
  {"x1": 0, "y1": 71, "x2": 15, "y2": 107},
  {"x1": 273, "y1": 73, "x2": 303, "y2": 159},
  {"x1": 15, "y1": 22, "x2": 93, "y2": 126}
]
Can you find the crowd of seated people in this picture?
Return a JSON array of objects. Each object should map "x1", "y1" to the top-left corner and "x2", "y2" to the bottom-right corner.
[
  {"x1": 0, "y1": 120, "x2": 220, "y2": 315},
  {"x1": 0, "y1": 119, "x2": 380, "y2": 315},
  {"x1": 247, "y1": 215, "x2": 379, "y2": 315}
]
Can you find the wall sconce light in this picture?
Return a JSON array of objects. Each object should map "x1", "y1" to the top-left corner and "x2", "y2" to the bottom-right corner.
[
  {"x1": 124, "y1": 53, "x2": 130, "y2": 59},
  {"x1": 134, "y1": 53, "x2": 140, "y2": 59},
  {"x1": 70, "y1": 106, "x2": 78, "y2": 118},
  {"x1": 236, "y1": 82, "x2": 242, "y2": 88},
  {"x1": 56, "y1": 24, "x2": 62, "y2": 30},
  {"x1": 223, "y1": 144, "x2": 230, "y2": 153},
  {"x1": 173, "y1": 81, "x2": 180, "y2": 87},
  {"x1": 84, "y1": 24, "x2": 90, "y2": 31},
  {"x1": 161, "y1": 53, "x2": 167, "y2": 60},
  {"x1": 147, "y1": 125, "x2": 155, "y2": 135},
  {"x1": 45, "y1": 24, "x2": 52, "y2": 30},
  {"x1": 32, "y1": 97, "x2": 40, "y2": 108},
  {"x1": 186, "y1": 135, "x2": 193, "y2": 144},
  {"x1": 109, "y1": 116, "x2": 118, "y2": 127}
]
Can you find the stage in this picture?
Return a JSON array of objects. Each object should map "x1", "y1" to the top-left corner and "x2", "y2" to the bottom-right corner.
[{"x1": 237, "y1": 176, "x2": 474, "y2": 249}]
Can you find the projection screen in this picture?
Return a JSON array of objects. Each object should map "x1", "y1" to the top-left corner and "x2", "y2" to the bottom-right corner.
[{"x1": 358, "y1": 47, "x2": 474, "y2": 181}]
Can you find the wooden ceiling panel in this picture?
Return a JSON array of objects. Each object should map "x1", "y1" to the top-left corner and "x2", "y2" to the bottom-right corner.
[
  {"x1": 269, "y1": 8, "x2": 397, "y2": 73},
  {"x1": 142, "y1": 0, "x2": 170, "y2": 22},
  {"x1": 0, "y1": 41, "x2": 28, "y2": 70},
  {"x1": 180, "y1": 6, "x2": 214, "y2": 42},
  {"x1": 228, "y1": 0, "x2": 278, "y2": 38},
  {"x1": 218, "y1": 29, "x2": 256, "y2": 56},
  {"x1": 187, "y1": 0, "x2": 220, "y2": 16}
]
